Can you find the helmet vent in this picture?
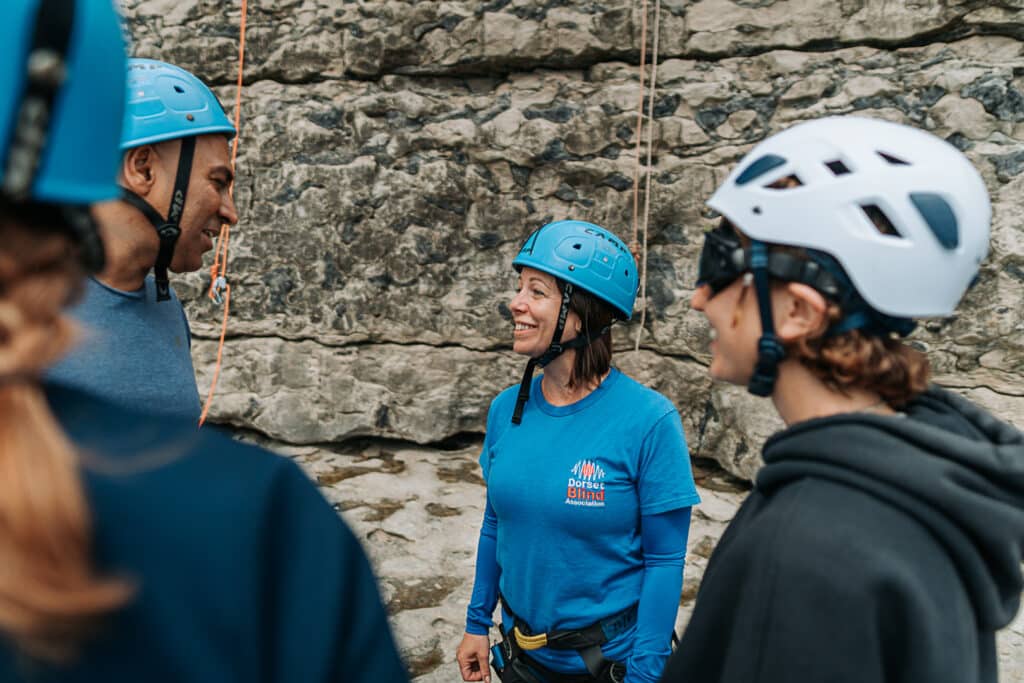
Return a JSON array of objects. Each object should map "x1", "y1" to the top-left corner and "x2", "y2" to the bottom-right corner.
[
  {"x1": 861, "y1": 204, "x2": 902, "y2": 238},
  {"x1": 765, "y1": 174, "x2": 802, "y2": 190},
  {"x1": 877, "y1": 151, "x2": 909, "y2": 166},
  {"x1": 825, "y1": 160, "x2": 851, "y2": 176},
  {"x1": 573, "y1": 243, "x2": 582, "y2": 250},
  {"x1": 736, "y1": 154, "x2": 787, "y2": 185},
  {"x1": 173, "y1": 85, "x2": 185, "y2": 94},
  {"x1": 910, "y1": 193, "x2": 959, "y2": 249}
]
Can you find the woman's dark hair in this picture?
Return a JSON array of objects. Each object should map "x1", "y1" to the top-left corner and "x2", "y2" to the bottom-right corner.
[{"x1": 565, "y1": 285, "x2": 616, "y2": 390}]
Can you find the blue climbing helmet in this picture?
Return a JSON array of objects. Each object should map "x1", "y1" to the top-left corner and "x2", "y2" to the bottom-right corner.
[
  {"x1": 118, "y1": 58, "x2": 236, "y2": 302},
  {"x1": 0, "y1": 0, "x2": 126, "y2": 209},
  {"x1": 512, "y1": 219, "x2": 639, "y2": 320},
  {"x1": 508, "y1": 220, "x2": 639, "y2": 425},
  {"x1": 121, "y1": 58, "x2": 235, "y2": 150}
]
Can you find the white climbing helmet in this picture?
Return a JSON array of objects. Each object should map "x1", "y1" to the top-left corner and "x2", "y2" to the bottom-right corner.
[{"x1": 707, "y1": 116, "x2": 991, "y2": 317}]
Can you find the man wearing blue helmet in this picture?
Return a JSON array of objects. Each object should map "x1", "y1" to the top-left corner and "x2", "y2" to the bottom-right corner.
[
  {"x1": 456, "y1": 220, "x2": 701, "y2": 683},
  {"x1": 49, "y1": 57, "x2": 238, "y2": 420},
  {"x1": 0, "y1": 3, "x2": 408, "y2": 680}
]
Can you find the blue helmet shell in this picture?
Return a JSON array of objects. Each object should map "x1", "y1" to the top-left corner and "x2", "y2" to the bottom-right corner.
[
  {"x1": 513, "y1": 220, "x2": 639, "y2": 320},
  {"x1": 122, "y1": 58, "x2": 235, "y2": 150},
  {"x1": 0, "y1": 0, "x2": 127, "y2": 204}
]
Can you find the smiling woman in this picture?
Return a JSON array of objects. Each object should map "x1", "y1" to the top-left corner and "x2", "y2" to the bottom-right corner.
[
  {"x1": 509, "y1": 267, "x2": 614, "y2": 391},
  {"x1": 456, "y1": 220, "x2": 701, "y2": 683}
]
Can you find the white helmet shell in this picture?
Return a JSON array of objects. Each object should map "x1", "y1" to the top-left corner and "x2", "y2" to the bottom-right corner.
[{"x1": 707, "y1": 116, "x2": 991, "y2": 317}]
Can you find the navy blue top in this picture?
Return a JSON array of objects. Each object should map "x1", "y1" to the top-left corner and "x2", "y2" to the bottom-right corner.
[{"x1": 0, "y1": 383, "x2": 409, "y2": 683}]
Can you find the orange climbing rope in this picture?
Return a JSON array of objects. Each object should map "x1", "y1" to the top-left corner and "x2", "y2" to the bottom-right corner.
[
  {"x1": 631, "y1": 0, "x2": 661, "y2": 351},
  {"x1": 199, "y1": 0, "x2": 248, "y2": 427}
]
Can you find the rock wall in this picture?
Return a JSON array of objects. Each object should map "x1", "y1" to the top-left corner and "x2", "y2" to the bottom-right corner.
[
  {"x1": 122, "y1": 1, "x2": 1024, "y2": 679},
  {"x1": 124, "y1": 0, "x2": 1024, "y2": 480}
]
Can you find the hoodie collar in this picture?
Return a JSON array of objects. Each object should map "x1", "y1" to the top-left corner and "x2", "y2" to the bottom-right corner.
[{"x1": 757, "y1": 386, "x2": 1024, "y2": 630}]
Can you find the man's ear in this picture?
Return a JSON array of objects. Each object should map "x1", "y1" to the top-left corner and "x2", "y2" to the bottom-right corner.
[
  {"x1": 774, "y1": 282, "x2": 829, "y2": 343},
  {"x1": 121, "y1": 144, "x2": 158, "y2": 196}
]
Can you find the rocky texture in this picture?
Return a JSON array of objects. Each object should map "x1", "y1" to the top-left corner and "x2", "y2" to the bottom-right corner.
[
  {"x1": 283, "y1": 438, "x2": 751, "y2": 682},
  {"x1": 273, "y1": 439, "x2": 1024, "y2": 682},
  {"x1": 124, "y1": 2, "x2": 1024, "y2": 677},
  {"x1": 165, "y1": 29, "x2": 1024, "y2": 477}
]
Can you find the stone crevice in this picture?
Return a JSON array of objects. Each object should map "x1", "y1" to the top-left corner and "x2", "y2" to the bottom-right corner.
[
  {"x1": 191, "y1": 330, "x2": 509, "y2": 354},
  {"x1": 682, "y1": 22, "x2": 1024, "y2": 63},
  {"x1": 207, "y1": 26, "x2": 1024, "y2": 89}
]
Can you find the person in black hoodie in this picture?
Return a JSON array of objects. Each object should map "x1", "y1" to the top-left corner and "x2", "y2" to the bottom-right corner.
[
  {"x1": 0, "y1": 2, "x2": 407, "y2": 681},
  {"x1": 661, "y1": 116, "x2": 1024, "y2": 683}
]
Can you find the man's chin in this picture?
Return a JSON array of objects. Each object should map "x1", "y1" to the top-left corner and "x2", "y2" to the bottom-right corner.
[{"x1": 168, "y1": 259, "x2": 203, "y2": 275}]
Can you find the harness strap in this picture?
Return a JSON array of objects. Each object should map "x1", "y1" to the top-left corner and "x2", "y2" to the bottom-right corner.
[
  {"x1": 500, "y1": 594, "x2": 637, "y2": 679},
  {"x1": 3, "y1": 0, "x2": 75, "y2": 199},
  {"x1": 119, "y1": 136, "x2": 196, "y2": 301}
]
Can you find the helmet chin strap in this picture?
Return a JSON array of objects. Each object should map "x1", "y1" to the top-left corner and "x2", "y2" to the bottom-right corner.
[
  {"x1": 119, "y1": 136, "x2": 196, "y2": 302},
  {"x1": 747, "y1": 240, "x2": 786, "y2": 397},
  {"x1": 511, "y1": 281, "x2": 610, "y2": 425}
]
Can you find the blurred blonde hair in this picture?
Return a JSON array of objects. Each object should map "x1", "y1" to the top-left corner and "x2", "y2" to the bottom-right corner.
[{"x1": 0, "y1": 205, "x2": 131, "y2": 662}]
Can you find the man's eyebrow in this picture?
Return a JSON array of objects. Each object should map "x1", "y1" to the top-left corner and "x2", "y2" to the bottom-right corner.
[{"x1": 211, "y1": 165, "x2": 234, "y2": 183}]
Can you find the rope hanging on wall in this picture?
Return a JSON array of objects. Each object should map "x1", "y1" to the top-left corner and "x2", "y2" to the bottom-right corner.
[
  {"x1": 199, "y1": 0, "x2": 248, "y2": 427},
  {"x1": 630, "y1": 0, "x2": 662, "y2": 351}
]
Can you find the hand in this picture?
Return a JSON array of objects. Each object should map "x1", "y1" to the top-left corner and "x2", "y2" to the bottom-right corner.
[{"x1": 456, "y1": 632, "x2": 492, "y2": 682}]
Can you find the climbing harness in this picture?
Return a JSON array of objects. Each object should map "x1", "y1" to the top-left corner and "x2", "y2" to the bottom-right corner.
[
  {"x1": 199, "y1": 0, "x2": 249, "y2": 426},
  {"x1": 491, "y1": 594, "x2": 632, "y2": 683}
]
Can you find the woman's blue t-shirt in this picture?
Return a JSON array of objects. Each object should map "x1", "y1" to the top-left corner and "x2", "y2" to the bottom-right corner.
[{"x1": 480, "y1": 368, "x2": 700, "y2": 671}]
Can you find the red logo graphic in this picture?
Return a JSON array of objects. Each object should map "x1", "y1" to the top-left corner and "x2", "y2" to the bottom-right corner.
[{"x1": 566, "y1": 459, "x2": 606, "y2": 507}]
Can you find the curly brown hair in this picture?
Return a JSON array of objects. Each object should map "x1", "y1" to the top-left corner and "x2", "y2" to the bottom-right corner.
[
  {"x1": 783, "y1": 294, "x2": 930, "y2": 408},
  {"x1": 726, "y1": 203, "x2": 930, "y2": 407}
]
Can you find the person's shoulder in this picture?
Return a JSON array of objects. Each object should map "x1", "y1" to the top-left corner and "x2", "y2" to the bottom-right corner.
[
  {"x1": 608, "y1": 369, "x2": 678, "y2": 419},
  {"x1": 752, "y1": 477, "x2": 954, "y2": 580},
  {"x1": 50, "y1": 382, "x2": 319, "y2": 508}
]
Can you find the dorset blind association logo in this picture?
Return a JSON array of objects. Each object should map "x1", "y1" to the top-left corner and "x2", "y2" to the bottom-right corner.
[{"x1": 566, "y1": 459, "x2": 606, "y2": 507}]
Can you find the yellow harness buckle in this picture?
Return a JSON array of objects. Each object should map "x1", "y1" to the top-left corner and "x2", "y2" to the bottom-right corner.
[{"x1": 513, "y1": 626, "x2": 548, "y2": 650}]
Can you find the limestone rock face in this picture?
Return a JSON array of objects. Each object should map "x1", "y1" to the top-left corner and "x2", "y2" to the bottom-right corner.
[
  {"x1": 167, "y1": 29, "x2": 1024, "y2": 478},
  {"x1": 123, "y1": 2, "x2": 1024, "y2": 678}
]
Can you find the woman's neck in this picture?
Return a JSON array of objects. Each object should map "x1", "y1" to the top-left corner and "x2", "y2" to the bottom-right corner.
[
  {"x1": 771, "y1": 359, "x2": 896, "y2": 426},
  {"x1": 540, "y1": 352, "x2": 608, "y2": 407}
]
